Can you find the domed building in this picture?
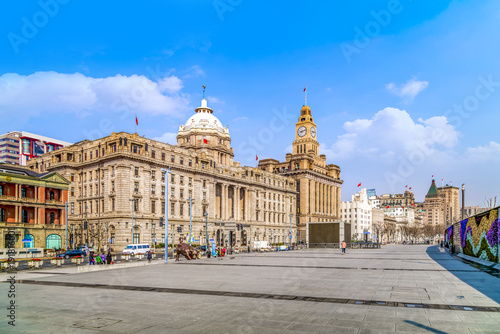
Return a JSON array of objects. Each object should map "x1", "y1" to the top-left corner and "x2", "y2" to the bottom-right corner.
[{"x1": 27, "y1": 98, "x2": 298, "y2": 252}]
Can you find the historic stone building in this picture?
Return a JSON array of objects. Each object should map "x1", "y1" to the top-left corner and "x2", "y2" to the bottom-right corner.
[
  {"x1": 424, "y1": 179, "x2": 460, "y2": 227},
  {"x1": 27, "y1": 99, "x2": 297, "y2": 251},
  {"x1": 258, "y1": 104, "x2": 343, "y2": 242},
  {"x1": 0, "y1": 165, "x2": 69, "y2": 250}
]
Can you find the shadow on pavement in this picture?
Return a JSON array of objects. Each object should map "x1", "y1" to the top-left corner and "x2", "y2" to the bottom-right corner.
[
  {"x1": 404, "y1": 320, "x2": 448, "y2": 334},
  {"x1": 426, "y1": 245, "x2": 500, "y2": 305}
]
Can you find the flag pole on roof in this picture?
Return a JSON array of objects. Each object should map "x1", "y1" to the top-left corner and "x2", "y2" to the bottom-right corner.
[
  {"x1": 304, "y1": 85, "x2": 307, "y2": 105},
  {"x1": 202, "y1": 85, "x2": 206, "y2": 99}
]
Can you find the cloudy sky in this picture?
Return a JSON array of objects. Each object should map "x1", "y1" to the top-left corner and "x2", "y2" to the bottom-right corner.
[{"x1": 1, "y1": 0, "x2": 499, "y2": 206}]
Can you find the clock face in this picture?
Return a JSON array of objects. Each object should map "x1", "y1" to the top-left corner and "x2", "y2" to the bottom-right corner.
[
  {"x1": 297, "y1": 126, "x2": 307, "y2": 137},
  {"x1": 310, "y1": 127, "x2": 316, "y2": 137}
]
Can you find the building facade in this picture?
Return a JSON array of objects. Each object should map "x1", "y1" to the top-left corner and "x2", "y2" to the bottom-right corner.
[
  {"x1": 0, "y1": 165, "x2": 69, "y2": 249},
  {"x1": 341, "y1": 188, "x2": 373, "y2": 241},
  {"x1": 0, "y1": 131, "x2": 71, "y2": 165},
  {"x1": 258, "y1": 104, "x2": 343, "y2": 242},
  {"x1": 424, "y1": 179, "x2": 460, "y2": 227},
  {"x1": 28, "y1": 99, "x2": 298, "y2": 251}
]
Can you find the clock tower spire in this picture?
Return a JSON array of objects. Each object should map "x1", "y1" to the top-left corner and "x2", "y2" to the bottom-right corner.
[{"x1": 292, "y1": 104, "x2": 318, "y2": 157}]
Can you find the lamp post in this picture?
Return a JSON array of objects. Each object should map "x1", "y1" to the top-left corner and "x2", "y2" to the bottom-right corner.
[
  {"x1": 65, "y1": 201, "x2": 69, "y2": 250},
  {"x1": 461, "y1": 184, "x2": 465, "y2": 221},
  {"x1": 204, "y1": 211, "x2": 209, "y2": 254},
  {"x1": 189, "y1": 197, "x2": 192, "y2": 245},
  {"x1": 129, "y1": 198, "x2": 136, "y2": 243},
  {"x1": 161, "y1": 167, "x2": 171, "y2": 263},
  {"x1": 289, "y1": 213, "x2": 293, "y2": 247}
]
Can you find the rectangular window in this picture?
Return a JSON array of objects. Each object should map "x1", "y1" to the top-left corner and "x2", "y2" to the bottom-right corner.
[
  {"x1": 152, "y1": 150, "x2": 156, "y2": 158},
  {"x1": 161, "y1": 201, "x2": 165, "y2": 214},
  {"x1": 162, "y1": 153, "x2": 165, "y2": 161},
  {"x1": 152, "y1": 170, "x2": 155, "y2": 180},
  {"x1": 134, "y1": 182, "x2": 139, "y2": 192},
  {"x1": 112, "y1": 198, "x2": 115, "y2": 211},
  {"x1": 180, "y1": 203, "x2": 184, "y2": 216},
  {"x1": 170, "y1": 202, "x2": 175, "y2": 215},
  {"x1": 171, "y1": 187, "x2": 175, "y2": 197},
  {"x1": 161, "y1": 172, "x2": 165, "y2": 181},
  {"x1": 180, "y1": 176, "x2": 184, "y2": 185},
  {"x1": 161, "y1": 186, "x2": 165, "y2": 196},
  {"x1": 111, "y1": 181, "x2": 115, "y2": 192},
  {"x1": 188, "y1": 177, "x2": 192, "y2": 186},
  {"x1": 71, "y1": 173, "x2": 75, "y2": 182},
  {"x1": 171, "y1": 174, "x2": 174, "y2": 183},
  {"x1": 151, "y1": 184, "x2": 156, "y2": 195},
  {"x1": 203, "y1": 192, "x2": 206, "y2": 201},
  {"x1": 134, "y1": 167, "x2": 139, "y2": 176},
  {"x1": 180, "y1": 189, "x2": 184, "y2": 199},
  {"x1": 151, "y1": 201, "x2": 156, "y2": 214},
  {"x1": 188, "y1": 190, "x2": 192, "y2": 199},
  {"x1": 71, "y1": 187, "x2": 74, "y2": 197},
  {"x1": 188, "y1": 159, "x2": 192, "y2": 167},
  {"x1": 203, "y1": 180, "x2": 206, "y2": 188},
  {"x1": 110, "y1": 233, "x2": 115, "y2": 244},
  {"x1": 134, "y1": 199, "x2": 138, "y2": 212},
  {"x1": 171, "y1": 155, "x2": 175, "y2": 163},
  {"x1": 71, "y1": 202, "x2": 74, "y2": 214},
  {"x1": 180, "y1": 157, "x2": 184, "y2": 165}
]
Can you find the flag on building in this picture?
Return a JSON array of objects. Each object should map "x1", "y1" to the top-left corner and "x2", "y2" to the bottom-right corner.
[
  {"x1": 256, "y1": 155, "x2": 258, "y2": 161},
  {"x1": 203, "y1": 138, "x2": 208, "y2": 144},
  {"x1": 357, "y1": 183, "x2": 361, "y2": 187},
  {"x1": 135, "y1": 115, "x2": 138, "y2": 126},
  {"x1": 386, "y1": 205, "x2": 390, "y2": 209}
]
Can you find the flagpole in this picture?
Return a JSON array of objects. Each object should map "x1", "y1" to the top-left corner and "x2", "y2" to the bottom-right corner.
[
  {"x1": 135, "y1": 113, "x2": 137, "y2": 134},
  {"x1": 304, "y1": 85, "x2": 307, "y2": 105}
]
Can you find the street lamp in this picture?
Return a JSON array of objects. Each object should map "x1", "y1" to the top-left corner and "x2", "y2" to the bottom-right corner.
[
  {"x1": 289, "y1": 213, "x2": 293, "y2": 247},
  {"x1": 461, "y1": 183, "x2": 465, "y2": 221},
  {"x1": 189, "y1": 196, "x2": 192, "y2": 245},
  {"x1": 129, "y1": 198, "x2": 137, "y2": 243},
  {"x1": 161, "y1": 167, "x2": 171, "y2": 263},
  {"x1": 64, "y1": 201, "x2": 69, "y2": 250},
  {"x1": 204, "y1": 211, "x2": 209, "y2": 254}
]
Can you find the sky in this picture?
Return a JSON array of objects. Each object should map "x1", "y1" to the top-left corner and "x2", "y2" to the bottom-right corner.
[{"x1": 0, "y1": 0, "x2": 499, "y2": 206}]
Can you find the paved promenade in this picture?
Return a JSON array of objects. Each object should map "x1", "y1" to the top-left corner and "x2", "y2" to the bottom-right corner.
[{"x1": 2, "y1": 245, "x2": 500, "y2": 333}]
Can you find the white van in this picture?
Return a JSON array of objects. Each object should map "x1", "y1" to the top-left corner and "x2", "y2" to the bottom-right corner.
[{"x1": 122, "y1": 244, "x2": 150, "y2": 255}]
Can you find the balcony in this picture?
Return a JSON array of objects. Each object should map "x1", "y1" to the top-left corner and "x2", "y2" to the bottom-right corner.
[{"x1": 45, "y1": 199, "x2": 64, "y2": 206}]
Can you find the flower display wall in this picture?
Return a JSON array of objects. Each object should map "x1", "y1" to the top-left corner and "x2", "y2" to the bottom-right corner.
[{"x1": 458, "y1": 208, "x2": 499, "y2": 262}]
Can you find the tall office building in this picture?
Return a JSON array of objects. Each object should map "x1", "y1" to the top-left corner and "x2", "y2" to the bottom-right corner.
[{"x1": 0, "y1": 131, "x2": 71, "y2": 165}]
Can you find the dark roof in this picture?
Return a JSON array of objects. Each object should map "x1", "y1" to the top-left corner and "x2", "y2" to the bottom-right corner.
[
  {"x1": 426, "y1": 179, "x2": 439, "y2": 197},
  {"x1": 0, "y1": 164, "x2": 42, "y2": 177}
]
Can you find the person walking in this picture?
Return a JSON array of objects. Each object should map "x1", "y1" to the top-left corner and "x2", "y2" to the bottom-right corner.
[
  {"x1": 247, "y1": 245, "x2": 250, "y2": 253},
  {"x1": 100, "y1": 253, "x2": 106, "y2": 265},
  {"x1": 89, "y1": 253, "x2": 95, "y2": 265},
  {"x1": 106, "y1": 250, "x2": 112, "y2": 264},
  {"x1": 341, "y1": 241, "x2": 347, "y2": 255},
  {"x1": 147, "y1": 250, "x2": 152, "y2": 263}
]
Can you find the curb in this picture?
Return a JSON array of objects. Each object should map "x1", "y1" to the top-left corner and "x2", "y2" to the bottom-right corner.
[
  {"x1": 77, "y1": 260, "x2": 160, "y2": 273},
  {"x1": 456, "y1": 253, "x2": 498, "y2": 268}
]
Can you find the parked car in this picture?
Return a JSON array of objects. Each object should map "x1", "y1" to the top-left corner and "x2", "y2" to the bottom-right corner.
[{"x1": 58, "y1": 249, "x2": 87, "y2": 259}]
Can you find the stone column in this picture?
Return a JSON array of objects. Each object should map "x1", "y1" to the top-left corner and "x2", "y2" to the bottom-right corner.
[{"x1": 234, "y1": 186, "x2": 240, "y2": 221}]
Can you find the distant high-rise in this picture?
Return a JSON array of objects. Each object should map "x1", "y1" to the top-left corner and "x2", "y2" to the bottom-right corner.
[
  {"x1": 423, "y1": 179, "x2": 460, "y2": 227},
  {"x1": 0, "y1": 131, "x2": 71, "y2": 165}
]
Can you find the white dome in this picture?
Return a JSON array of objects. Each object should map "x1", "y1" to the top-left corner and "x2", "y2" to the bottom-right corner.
[{"x1": 181, "y1": 99, "x2": 227, "y2": 133}]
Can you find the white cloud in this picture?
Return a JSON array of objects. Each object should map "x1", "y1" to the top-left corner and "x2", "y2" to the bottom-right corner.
[
  {"x1": 182, "y1": 65, "x2": 205, "y2": 79},
  {"x1": 232, "y1": 116, "x2": 248, "y2": 122},
  {"x1": 0, "y1": 71, "x2": 191, "y2": 117},
  {"x1": 320, "y1": 107, "x2": 459, "y2": 161},
  {"x1": 464, "y1": 141, "x2": 500, "y2": 163},
  {"x1": 153, "y1": 132, "x2": 178, "y2": 145},
  {"x1": 207, "y1": 96, "x2": 225, "y2": 104},
  {"x1": 386, "y1": 78, "x2": 429, "y2": 100}
]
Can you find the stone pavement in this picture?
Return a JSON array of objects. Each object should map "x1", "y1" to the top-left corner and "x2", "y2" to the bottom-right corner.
[{"x1": 1, "y1": 245, "x2": 500, "y2": 333}]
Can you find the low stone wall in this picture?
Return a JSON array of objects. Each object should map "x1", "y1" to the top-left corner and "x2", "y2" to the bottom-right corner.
[{"x1": 0, "y1": 248, "x2": 44, "y2": 259}]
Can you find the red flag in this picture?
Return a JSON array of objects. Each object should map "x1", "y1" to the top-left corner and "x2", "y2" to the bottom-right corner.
[
  {"x1": 405, "y1": 185, "x2": 407, "y2": 188},
  {"x1": 203, "y1": 138, "x2": 208, "y2": 144},
  {"x1": 402, "y1": 206, "x2": 405, "y2": 209},
  {"x1": 409, "y1": 187, "x2": 411, "y2": 190},
  {"x1": 256, "y1": 155, "x2": 258, "y2": 161},
  {"x1": 386, "y1": 205, "x2": 390, "y2": 209},
  {"x1": 357, "y1": 183, "x2": 361, "y2": 187},
  {"x1": 432, "y1": 175, "x2": 434, "y2": 178},
  {"x1": 135, "y1": 115, "x2": 138, "y2": 126},
  {"x1": 303, "y1": 87, "x2": 306, "y2": 92},
  {"x1": 411, "y1": 203, "x2": 414, "y2": 206}
]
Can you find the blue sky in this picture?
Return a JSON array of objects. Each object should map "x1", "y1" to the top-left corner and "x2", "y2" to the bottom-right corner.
[{"x1": 1, "y1": 0, "x2": 499, "y2": 206}]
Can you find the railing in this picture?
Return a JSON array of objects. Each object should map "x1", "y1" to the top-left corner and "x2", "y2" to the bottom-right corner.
[
  {"x1": 45, "y1": 199, "x2": 64, "y2": 205},
  {"x1": 0, "y1": 195, "x2": 40, "y2": 203},
  {"x1": 308, "y1": 242, "x2": 381, "y2": 249}
]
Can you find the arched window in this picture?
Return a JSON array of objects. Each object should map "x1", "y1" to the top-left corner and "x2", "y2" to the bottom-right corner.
[
  {"x1": 49, "y1": 212, "x2": 55, "y2": 224},
  {"x1": 23, "y1": 234, "x2": 34, "y2": 248},
  {"x1": 46, "y1": 234, "x2": 61, "y2": 249}
]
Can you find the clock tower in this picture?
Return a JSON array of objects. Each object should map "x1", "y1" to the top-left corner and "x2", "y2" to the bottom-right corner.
[{"x1": 293, "y1": 105, "x2": 319, "y2": 157}]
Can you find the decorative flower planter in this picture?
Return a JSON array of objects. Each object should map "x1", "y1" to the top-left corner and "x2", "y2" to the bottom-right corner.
[
  {"x1": 50, "y1": 258, "x2": 64, "y2": 266},
  {"x1": 137, "y1": 254, "x2": 144, "y2": 260},
  {"x1": 1, "y1": 261, "x2": 18, "y2": 270},
  {"x1": 28, "y1": 259, "x2": 43, "y2": 268},
  {"x1": 71, "y1": 256, "x2": 83, "y2": 265},
  {"x1": 122, "y1": 254, "x2": 131, "y2": 261}
]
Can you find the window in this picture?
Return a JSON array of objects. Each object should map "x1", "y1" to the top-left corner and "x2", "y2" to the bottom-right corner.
[
  {"x1": 161, "y1": 201, "x2": 165, "y2": 214},
  {"x1": 152, "y1": 171, "x2": 156, "y2": 180},
  {"x1": 110, "y1": 233, "x2": 115, "y2": 244},
  {"x1": 21, "y1": 188, "x2": 26, "y2": 198},
  {"x1": 134, "y1": 199, "x2": 138, "y2": 212},
  {"x1": 180, "y1": 203, "x2": 184, "y2": 216},
  {"x1": 134, "y1": 167, "x2": 139, "y2": 176},
  {"x1": 151, "y1": 201, "x2": 156, "y2": 214},
  {"x1": 188, "y1": 190, "x2": 192, "y2": 199},
  {"x1": 48, "y1": 212, "x2": 54, "y2": 224},
  {"x1": 180, "y1": 176, "x2": 184, "y2": 185},
  {"x1": 171, "y1": 187, "x2": 175, "y2": 197},
  {"x1": 71, "y1": 187, "x2": 75, "y2": 197},
  {"x1": 161, "y1": 186, "x2": 165, "y2": 196},
  {"x1": 0, "y1": 185, "x2": 3, "y2": 196},
  {"x1": 203, "y1": 180, "x2": 206, "y2": 188},
  {"x1": 152, "y1": 150, "x2": 156, "y2": 158},
  {"x1": 162, "y1": 153, "x2": 165, "y2": 161},
  {"x1": 180, "y1": 157, "x2": 184, "y2": 165},
  {"x1": 188, "y1": 177, "x2": 192, "y2": 186},
  {"x1": 171, "y1": 155, "x2": 175, "y2": 163},
  {"x1": 180, "y1": 189, "x2": 184, "y2": 199},
  {"x1": 170, "y1": 202, "x2": 175, "y2": 215},
  {"x1": 132, "y1": 145, "x2": 138, "y2": 153},
  {"x1": 71, "y1": 173, "x2": 75, "y2": 182},
  {"x1": 134, "y1": 182, "x2": 139, "y2": 192},
  {"x1": 112, "y1": 198, "x2": 115, "y2": 211},
  {"x1": 71, "y1": 203, "x2": 74, "y2": 214},
  {"x1": 151, "y1": 184, "x2": 156, "y2": 195},
  {"x1": 188, "y1": 159, "x2": 192, "y2": 167},
  {"x1": 111, "y1": 181, "x2": 115, "y2": 192},
  {"x1": 203, "y1": 192, "x2": 206, "y2": 201},
  {"x1": 161, "y1": 172, "x2": 165, "y2": 181},
  {"x1": 171, "y1": 174, "x2": 174, "y2": 183}
]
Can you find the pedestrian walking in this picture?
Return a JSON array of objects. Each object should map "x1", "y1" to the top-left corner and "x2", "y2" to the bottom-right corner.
[
  {"x1": 100, "y1": 253, "x2": 106, "y2": 265},
  {"x1": 147, "y1": 251, "x2": 152, "y2": 263},
  {"x1": 247, "y1": 245, "x2": 250, "y2": 253},
  {"x1": 89, "y1": 253, "x2": 95, "y2": 265},
  {"x1": 106, "y1": 250, "x2": 112, "y2": 264},
  {"x1": 341, "y1": 241, "x2": 347, "y2": 255}
]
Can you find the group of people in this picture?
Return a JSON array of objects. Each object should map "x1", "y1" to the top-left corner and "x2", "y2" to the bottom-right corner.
[{"x1": 89, "y1": 250, "x2": 113, "y2": 265}]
